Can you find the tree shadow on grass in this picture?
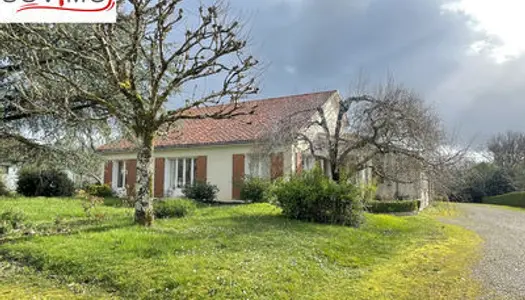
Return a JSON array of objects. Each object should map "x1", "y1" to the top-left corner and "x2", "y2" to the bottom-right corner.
[
  {"x1": 0, "y1": 217, "x2": 136, "y2": 246},
  {"x1": 151, "y1": 213, "x2": 331, "y2": 243}
]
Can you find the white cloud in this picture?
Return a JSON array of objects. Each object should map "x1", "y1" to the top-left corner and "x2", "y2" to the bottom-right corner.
[{"x1": 442, "y1": 0, "x2": 525, "y2": 63}]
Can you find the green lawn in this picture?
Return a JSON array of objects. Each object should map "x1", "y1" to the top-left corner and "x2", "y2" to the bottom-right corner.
[
  {"x1": 0, "y1": 197, "x2": 132, "y2": 224},
  {"x1": 0, "y1": 197, "x2": 481, "y2": 299}
]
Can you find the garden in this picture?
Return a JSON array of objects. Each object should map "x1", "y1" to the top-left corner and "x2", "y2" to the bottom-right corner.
[{"x1": 0, "y1": 168, "x2": 482, "y2": 299}]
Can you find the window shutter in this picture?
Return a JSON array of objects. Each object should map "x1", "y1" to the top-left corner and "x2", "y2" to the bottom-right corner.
[
  {"x1": 126, "y1": 159, "x2": 137, "y2": 194},
  {"x1": 232, "y1": 154, "x2": 245, "y2": 200},
  {"x1": 195, "y1": 156, "x2": 207, "y2": 183},
  {"x1": 271, "y1": 152, "x2": 284, "y2": 180},
  {"x1": 295, "y1": 152, "x2": 302, "y2": 175},
  {"x1": 154, "y1": 158, "x2": 165, "y2": 198},
  {"x1": 104, "y1": 161, "x2": 113, "y2": 185}
]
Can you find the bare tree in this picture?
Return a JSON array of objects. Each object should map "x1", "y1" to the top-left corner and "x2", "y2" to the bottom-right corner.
[
  {"x1": 0, "y1": 1, "x2": 259, "y2": 225},
  {"x1": 260, "y1": 79, "x2": 463, "y2": 185},
  {"x1": 487, "y1": 131, "x2": 525, "y2": 171}
]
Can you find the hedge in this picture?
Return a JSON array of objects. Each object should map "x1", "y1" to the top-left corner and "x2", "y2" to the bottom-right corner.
[
  {"x1": 482, "y1": 192, "x2": 525, "y2": 208},
  {"x1": 85, "y1": 184, "x2": 114, "y2": 198},
  {"x1": 367, "y1": 200, "x2": 421, "y2": 214}
]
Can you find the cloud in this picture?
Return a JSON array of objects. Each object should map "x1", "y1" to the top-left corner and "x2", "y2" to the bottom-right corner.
[
  {"x1": 442, "y1": 0, "x2": 525, "y2": 63},
  {"x1": 200, "y1": 0, "x2": 525, "y2": 144}
]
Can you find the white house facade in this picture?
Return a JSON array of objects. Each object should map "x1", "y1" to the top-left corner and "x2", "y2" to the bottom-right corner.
[{"x1": 98, "y1": 91, "x2": 339, "y2": 201}]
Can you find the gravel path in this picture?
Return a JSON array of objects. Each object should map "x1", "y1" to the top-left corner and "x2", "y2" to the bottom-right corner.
[{"x1": 443, "y1": 204, "x2": 525, "y2": 299}]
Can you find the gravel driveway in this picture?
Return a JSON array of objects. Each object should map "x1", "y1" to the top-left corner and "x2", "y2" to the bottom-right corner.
[{"x1": 444, "y1": 204, "x2": 525, "y2": 299}]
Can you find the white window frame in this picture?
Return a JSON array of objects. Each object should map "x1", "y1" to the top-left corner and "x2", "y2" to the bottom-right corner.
[
  {"x1": 246, "y1": 154, "x2": 270, "y2": 179},
  {"x1": 113, "y1": 160, "x2": 126, "y2": 189},
  {"x1": 302, "y1": 154, "x2": 316, "y2": 171},
  {"x1": 169, "y1": 157, "x2": 196, "y2": 189}
]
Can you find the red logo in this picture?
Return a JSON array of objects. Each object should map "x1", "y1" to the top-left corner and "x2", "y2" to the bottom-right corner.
[{"x1": 16, "y1": 0, "x2": 115, "y2": 13}]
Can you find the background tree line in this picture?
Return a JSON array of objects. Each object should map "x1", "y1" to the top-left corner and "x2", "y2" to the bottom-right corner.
[{"x1": 447, "y1": 131, "x2": 525, "y2": 202}]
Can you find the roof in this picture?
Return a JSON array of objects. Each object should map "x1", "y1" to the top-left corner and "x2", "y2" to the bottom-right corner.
[{"x1": 98, "y1": 90, "x2": 338, "y2": 152}]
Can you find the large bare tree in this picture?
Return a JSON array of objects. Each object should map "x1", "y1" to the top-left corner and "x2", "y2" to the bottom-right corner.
[
  {"x1": 261, "y1": 80, "x2": 462, "y2": 185},
  {"x1": 487, "y1": 131, "x2": 525, "y2": 171},
  {"x1": 0, "y1": 1, "x2": 259, "y2": 225}
]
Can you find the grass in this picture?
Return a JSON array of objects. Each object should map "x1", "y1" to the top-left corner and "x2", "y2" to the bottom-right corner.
[
  {"x1": 0, "y1": 257, "x2": 113, "y2": 299},
  {"x1": 482, "y1": 191, "x2": 525, "y2": 209},
  {"x1": 0, "y1": 197, "x2": 482, "y2": 299},
  {"x1": 0, "y1": 197, "x2": 132, "y2": 224},
  {"x1": 422, "y1": 201, "x2": 462, "y2": 218}
]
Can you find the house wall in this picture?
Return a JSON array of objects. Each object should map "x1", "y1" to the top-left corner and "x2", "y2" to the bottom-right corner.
[
  {"x1": 100, "y1": 93, "x2": 340, "y2": 201},
  {"x1": 2, "y1": 165, "x2": 19, "y2": 191},
  {"x1": 376, "y1": 175, "x2": 431, "y2": 211},
  {"x1": 295, "y1": 93, "x2": 342, "y2": 154},
  {"x1": 292, "y1": 92, "x2": 342, "y2": 177},
  {"x1": 102, "y1": 143, "x2": 294, "y2": 201}
]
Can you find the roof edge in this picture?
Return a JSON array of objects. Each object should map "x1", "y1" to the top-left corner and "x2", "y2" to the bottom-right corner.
[{"x1": 98, "y1": 139, "x2": 255, "y2": 154}]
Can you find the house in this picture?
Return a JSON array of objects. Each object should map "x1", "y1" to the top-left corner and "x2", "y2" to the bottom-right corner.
[
  {"x1": 0, "y1": 163, "x2": 19, "y2": 191},
  {"x1": 376, "y1": 174, "x2": 431, "y2": 210},
  {"x1": 97, "y1": 91, "x2": 342, "y2": 200},
  {"x1": 97, "y1": 90, "x2": 431, "y2": 207}
]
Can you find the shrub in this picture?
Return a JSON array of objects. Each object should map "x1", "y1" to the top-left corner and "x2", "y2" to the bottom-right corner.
[
  {"x1": 103, "y1": 197, "x2": 126, "y2": 207},
  {"x1": 0, "y1": 178, "x2": 8, "y2": 197},
  {"x1": 182, "y1": 181, "x2": 219, "y2": 203},
  {"x1": 85, "y1": 184, "x2": 114, "y2": 198},
  {"x1": 482, "y1": 192, "x2": 525, "y2": 208},
  {"x1": 0, "y1": 209, "x2": 28, "y2": 235},
  {"x1": 17, "y1": 169, "x2": 74, "y2": 197},
  {"x1": 360, "y1": 183, "x2": 377, "y2": 202},
  {"x1": 486, "y1": 169, "x2": 516, "y2": 197},
  {"x1": 433, "y1": 195, "x2": 449, "y2": 202},
  {"x1": 269, "y1": 167, "x2": 364, "y2": 227},
  {"x1": 154, "y1": 199, "x2": 197, "y2": 219},
  {"x1": 240, "y1": 177, "x2": 271, "y2": 203},
  {"x1": 76, "y1": 190, "x2": 104, "y2": 218},
  {"x1": 367, "y1": 200, "x2": 421, "y2": 214}
]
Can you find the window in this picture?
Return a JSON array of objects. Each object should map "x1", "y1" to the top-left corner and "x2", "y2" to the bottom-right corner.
[
  {"x1": 301, "y1": 154, "x2": 316, "y2": 171},
  {"x1": 169, "y1": 158, "x2": 196, "y2": 188},
  {"x1": 116, "y1": 161, "x2": 125, "y2": 188},
  {"x1": 247, "y1": 154, "x2": 270, "y2": 178}
]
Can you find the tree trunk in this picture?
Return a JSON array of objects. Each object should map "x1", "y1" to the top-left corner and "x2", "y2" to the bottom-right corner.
[
  {"x1": 135, "y1": 132, "x2": 155, "y2": 226},
  {"x1": 331, "y1": 161, "x2": 341, "y2": 183}
]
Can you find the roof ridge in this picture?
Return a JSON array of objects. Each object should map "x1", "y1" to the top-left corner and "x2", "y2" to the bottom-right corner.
[
  {"x1": 237, "y1": 90, "x2": 337, "y2": 105},
  {"x1": 171, "y1": 90, "x2": 337, "y2": 112}
]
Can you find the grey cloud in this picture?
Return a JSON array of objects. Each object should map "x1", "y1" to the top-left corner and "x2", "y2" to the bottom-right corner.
[
  {"x1": 188, "y1": 0, "x2": 525, "y2": 143},
  {"x1": 230, "y1": 0, "x2": 482, "y2": 94}
]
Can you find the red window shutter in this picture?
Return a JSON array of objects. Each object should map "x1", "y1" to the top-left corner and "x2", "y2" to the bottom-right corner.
[
  {"x1": 271, "y1": 152, "x2": 284, "y2": 180},
  {"x1": 195, "y1": 156, "x2": 207, "y2": 183},
  {"x1": 232, "y1": 154, "x2": 245, "y2": 200},
  {"x1": 295, "y1": 152, "x2": 302, "y2": 175},
  {"x1": 154, "y1": 158, "x2": 165, "y2": 198},
  {"x1": 126, "y1": 159, "x2": 137, "y2": 193},
  {"x1": 104, "y1": 161, "x2": 112, "y2": 185}
]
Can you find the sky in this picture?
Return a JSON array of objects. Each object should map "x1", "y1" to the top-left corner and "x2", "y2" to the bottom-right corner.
[{"x1": 200, "y1": 0, "x2": 525, "y2": 144}]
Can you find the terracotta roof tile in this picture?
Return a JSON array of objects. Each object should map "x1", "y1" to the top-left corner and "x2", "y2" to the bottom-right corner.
[{"x1": 98, "y1": 90, "x2": 337, "y2": 152}]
